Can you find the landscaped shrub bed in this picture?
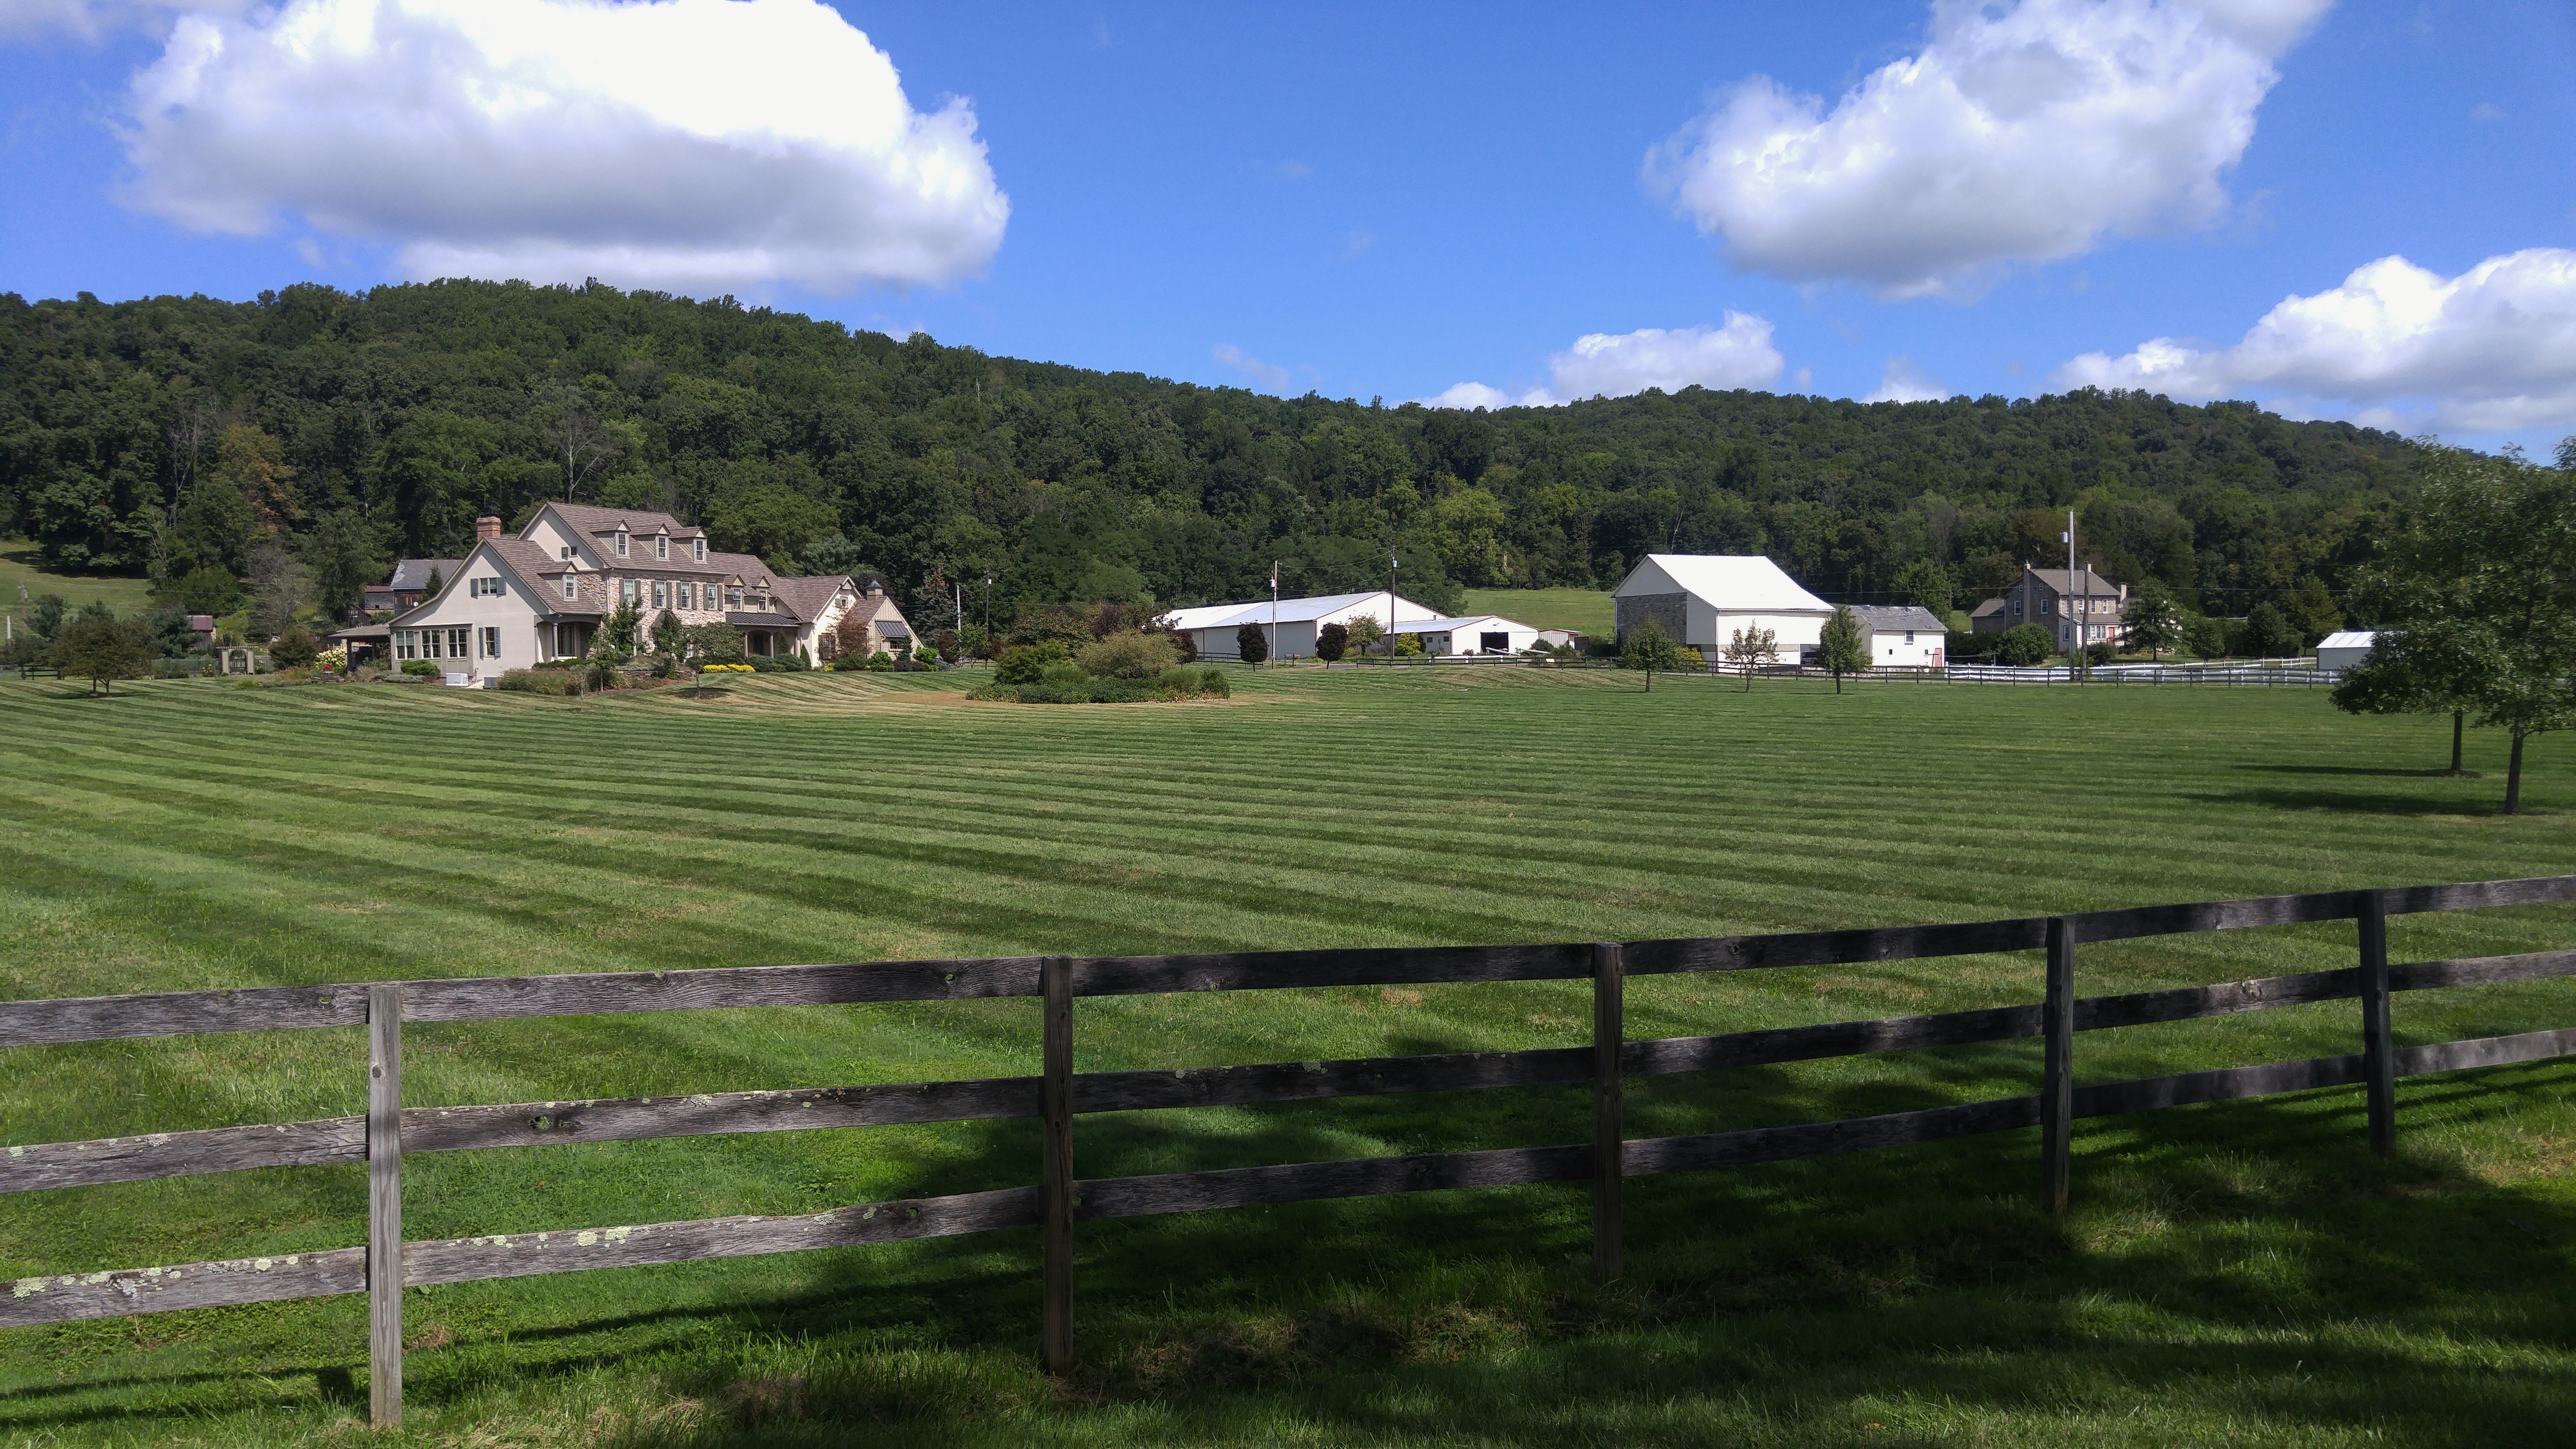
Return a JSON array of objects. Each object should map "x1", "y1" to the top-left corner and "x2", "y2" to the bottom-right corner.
[
  {"x1": 972, "y1": 665, "x2": 1230, "y2": 704},
  {"x1": 496, "y1": 668, "x2": 581, "y2": 696}
]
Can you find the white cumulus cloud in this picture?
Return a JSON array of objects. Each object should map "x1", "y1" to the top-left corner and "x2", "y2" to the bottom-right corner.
[
  {"x1": 1646, "y1": 0, "x2": 2331, "y2": 297},
  {"x1": 114, "y1": 0, "x2": 1009, "y2": 294},
  {"x1": 1864, "y1": 356, "x2": 1949, "y2": 403},
  {"x1": 1427, "y1": 316, "x2": 1784, "y2": 409},
  {"x1": 2053, "y1": 249, "x2": 2576, "y2": 434}
]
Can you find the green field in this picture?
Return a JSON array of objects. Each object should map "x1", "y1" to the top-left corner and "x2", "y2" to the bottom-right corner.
[
  {"x1": 0, "y1": 539, "x2": 156, "y2": 619},
  {"x1": 2, "y1": 668, "x2": 2572, "y2": 1447},
  {"x1": 1459, "y1": 586, "x2": 1613, "y2": 636}
]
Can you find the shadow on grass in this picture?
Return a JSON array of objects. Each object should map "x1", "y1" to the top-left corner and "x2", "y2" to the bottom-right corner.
[
  {"x1": 2233, "y1": 763, "x2": 2479, "y2": 779},
  {"x1": 2203, "y1": 786, "x2": 2507, "y2": 817},
  {"x1": 10, "y1": 1064, "x2": 2576, "y2": 1446}
]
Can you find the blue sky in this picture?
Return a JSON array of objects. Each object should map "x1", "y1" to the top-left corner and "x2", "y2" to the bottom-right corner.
[{"x1": 3, "y1": 0, "x2": 2573, "y2": 449}]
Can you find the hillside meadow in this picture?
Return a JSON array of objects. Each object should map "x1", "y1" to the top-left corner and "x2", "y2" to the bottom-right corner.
[{"x1": 0, "y1": 666, "x2": 2572, "y2": 1447}]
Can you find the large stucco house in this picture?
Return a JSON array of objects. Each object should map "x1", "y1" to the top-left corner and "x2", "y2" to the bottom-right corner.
[{"x1": 386, "y1": 504, "x2": 910, "y2": 682}]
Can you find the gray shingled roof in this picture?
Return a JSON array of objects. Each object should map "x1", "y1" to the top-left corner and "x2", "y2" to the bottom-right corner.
[
  {"x1": 543, "y1": 502, "x2": 708, "y2": 541},
  {"x1": 1847, "y1": 604, "x2": 1947, "y2": 633},
  {"x1": 386, "y1": 558, "x2": 464, "y2": 590}
]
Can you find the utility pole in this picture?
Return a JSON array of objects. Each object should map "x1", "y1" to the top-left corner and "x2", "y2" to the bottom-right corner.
[
  {"x1": 2064, "y1": 511, "x2": 2081, "y2": 682},
  {"x1": 984, "y1": 572, "x2": 993, "y2": 634},
  {"x1": 1270, "y1": 560, "x2": 1280, "y2": 666},
  {"x1": 1386, "y1": 548, "x2": 1400, "y2": 661}
]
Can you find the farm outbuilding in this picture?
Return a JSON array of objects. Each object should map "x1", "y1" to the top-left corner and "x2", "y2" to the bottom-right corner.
[
  {"x1": 1611, "y1": 554, "x2": 1834, "y2": 662},
  {"x1": 1389, "y1": 614, "x2": 1545, "y2": 655},
  {"x1": 1173, "y1": 591, "x2": 1445, "y2": 659},
  {"x1": 2317, "y1": 629, "x2": 2381, "y2": 674},
  {"x1": 1846, "y1": 605, "x2": 1948, "y2": 668}
]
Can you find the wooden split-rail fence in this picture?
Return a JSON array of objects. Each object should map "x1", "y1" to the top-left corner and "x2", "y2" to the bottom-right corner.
[{"x1": 5, "y1": 875, "x2": 2575, "y2": 1428}]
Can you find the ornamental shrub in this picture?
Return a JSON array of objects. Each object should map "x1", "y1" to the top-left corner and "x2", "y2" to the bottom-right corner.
[
  {"x1": 1077, "y1": 629, "x2": 1180, "y2": 679},
  {"x1": 1198, "y1": 667, "x2": 1230, "y2": 697},
  {"x1": 1315, "y1": 622, "x2": 1349, "y2": 661},
  {"x1": 497, "y1": 668, "x2": 579, "y2": 696},
  {"x1": 401, "y1": 659, "x2": 439, "y2": 677},
  {"x1": 269, "y1": 625, "x2": 319, "y2": 668},
  {"x1": 995, "y1": 641, "x2": 1069, "y2": 684},
  {"x1": 1235, "y1": 623, "x2": 1269, "y2": 665},
  {"x1": 1992, "y1": 623, "x2": 2054, "y2": 666}
]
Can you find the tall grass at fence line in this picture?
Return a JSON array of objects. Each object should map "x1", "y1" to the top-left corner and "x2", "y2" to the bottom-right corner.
[{"x1": 0, "y1": 667, "x2": 2569, "y2": 1447}]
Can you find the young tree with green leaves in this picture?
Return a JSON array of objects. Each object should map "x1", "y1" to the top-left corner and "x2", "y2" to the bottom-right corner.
[
  {"x1": 2122, "y1": 580, "x2": 2182, "y2": 660},
  {"x1": 1723, "y1": 624, "x2": 1778, "y2": 692},
  {"x1": 1816, "y1": 607, "x2": 1868, "y2": 692},
  {"x1": 50, "y1": 614, "x2": 155, "y2": 695},
  {"x1": 28, "y1": 593, "x2": 68, "y2": 642},
  {"x1": 2335, "y1": 445, "x2": 2576, "y2": 812},
  {"x1": 1344, "y1": 613, "x2": 1384, "y2": 658},
  {"x1": 651, "y1": 608, "x2": 685, "y2": 657},
  {"x1": 1619, "y1": 619, "x2": 1682, "y2": 691}
]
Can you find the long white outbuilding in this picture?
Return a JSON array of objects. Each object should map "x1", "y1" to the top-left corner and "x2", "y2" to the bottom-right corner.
[{"x1": 1172, "y1": 592, "x2": 1546, "y2": 659}]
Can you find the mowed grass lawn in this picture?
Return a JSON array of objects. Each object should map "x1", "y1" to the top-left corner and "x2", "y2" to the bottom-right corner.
[
  {"x1": 1458, "y1": 587, "x2": 1612, "y2": 636},
  {"x1": 1, "y1": 667, "x2": 2573, "y2": 1448},
  {"x1": 0, "y1": 540, "x2": 157, "y2": 617}
]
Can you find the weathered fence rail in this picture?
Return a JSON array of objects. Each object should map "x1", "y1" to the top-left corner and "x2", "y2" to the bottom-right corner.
[{"x1": 4, "y1": 876, "x2": 2572, "y2": 1427}]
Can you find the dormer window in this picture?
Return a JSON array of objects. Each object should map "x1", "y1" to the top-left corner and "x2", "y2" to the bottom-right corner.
[
  {"x1": 693, "y1": 538, "x2": 706, "y2": 562},
  {"x1": 654, "y1": 533, "x2": 668, "y2": 561},
  {"x1": 614, "y1": 529, "x2": 628, "y2": 558},
  {"x1": 562, "y1": 575, "x2": 578, "y2": 600}
]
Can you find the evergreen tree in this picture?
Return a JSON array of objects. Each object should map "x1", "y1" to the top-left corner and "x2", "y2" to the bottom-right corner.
[{"x1": 1235, "y1": 622, "x2": 1269, "y2": 665}]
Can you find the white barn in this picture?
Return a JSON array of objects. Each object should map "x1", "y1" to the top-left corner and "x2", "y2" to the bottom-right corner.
[
  {"x1": 1612, "y1": 554, "x2": 1834, "y2": 662},
  {"x1": 2317, "y1": 629, "x2": 2381, "y2": 674},
  {"x1": 1175, "y1": 591, "x2": 1443, "y2": 660}
]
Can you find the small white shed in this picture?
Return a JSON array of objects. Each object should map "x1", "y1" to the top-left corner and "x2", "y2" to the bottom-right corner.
[
  {"x1": 1847, "y1": 605, "x2": 1948, "y2": 668},
  {"x1": 2317, "y1": 629, "x2": 2380, "y2": 674}
]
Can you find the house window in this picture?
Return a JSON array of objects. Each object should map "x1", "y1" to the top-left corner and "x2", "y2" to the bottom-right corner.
[
  {"x1": 622, "y1": 579, "x2": 640, "y2": 605},
  {"x1": 2011, "y1": 599, "x2": 2022, "y2": 616},
  {"x1": 396, "y1": 629, "x2": 416, "y2": 660},
  {"x1": 654, "y1": 534, "x2": 668, "y2": 561},
  {"x1": 561, "y1": 546, "x2": 576, "y2": 560},
  {"x1": 562, "y1": 575, "x2": 578, "y2": 600},
  {"x1": 652, "y1": 581, "x2": 667, "y2": 609},
  {"x1": 728, "y1": 586, "x2": 742, "y2": 609},
  {"x1": 1903, "y1": 630, "x2": 1915, "y2": 644},
  {"x1": 481, "y1": 626, "x2": 500, "y2": 658},
  {"x1": 470, "y1": 577, "x2": 503, "y2": 598},
  {"x1": 678, "y1": 583, "x2": 694, "y2": 609},
  {"x1": 615, "y1": 530, "x2": 629, "y2": 557},
  {"x1": 756, "y1": 591, "x2": 769, "y2": 612},
  {"x1": 446, "y1": 627, "x2": 469, "y2": 659},
  {"x1": 693, "y1": 538, "x2": 706, "y2": 562}
]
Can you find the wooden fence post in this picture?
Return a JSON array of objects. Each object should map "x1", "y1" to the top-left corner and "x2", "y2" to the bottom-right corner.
[
  {"x1": 1040, "y1": 956, "x2": 1074, "y2": 1375},
  {"x1": 2041, "y1": 918, "x2": 2074, "y2": 1214},
  {"x1": 367, "y1": 982, "x2": 402, "y2": 1429},
  {"x1": 2360, "y1": 889, "x2": 2394, "y2": 1156},
  {"x1": 1592, "y1": 942, "x2": 1624, "y2": 1282}
]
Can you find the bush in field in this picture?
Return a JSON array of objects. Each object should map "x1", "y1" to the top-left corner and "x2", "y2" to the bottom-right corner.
[
  {"x1": 1078, "y1": 629, "x2": 1179, "y2": 679},
  {"x1": 1992, "y1": 624, "x2": 2055, "y2": 666},
  {"x1": 1316, "y1": 622, "x2": 1349, "y2": 661},
  {"x1": 269, "y1": 625, "x2": 319, "y2": 668},
  {"x1": 497, "y1": 668, "x2": 579, "y2": 696},
  {"x1": 996, "y1": 641, "x2": 1069, "y2": 684},
  {"x1": 401, "y1": 659, "x2": 440, "y2": 677},
  {"x1": 1236, "y1": 623, "x2": 1269, "y2": 664},
  {"x1": 1198, "y1": 667, "x2": 1230, "y2": 697},
  {"x1": 51, "y1": 614, "x2": 156, "y2": 695},
  {"x1": 1039, "y1": 660, "x2": 1088, "y2": 686}
]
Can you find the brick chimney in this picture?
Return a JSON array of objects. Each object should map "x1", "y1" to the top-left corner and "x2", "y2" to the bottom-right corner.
[{"x1": 475, "y1": 514, "x2": 503, "y2": 542}]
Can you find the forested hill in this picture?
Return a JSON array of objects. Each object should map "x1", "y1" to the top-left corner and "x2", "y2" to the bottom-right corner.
[{"x1": 1, "y1": 279, "x2": 2416, "y2": 627}]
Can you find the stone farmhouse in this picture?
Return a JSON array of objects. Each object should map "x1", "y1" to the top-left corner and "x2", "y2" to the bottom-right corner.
[
  {"x1": 1969, "y1": 564, "x2": 2127, "y2": 652},
  {"x1": 384, "y1": 504, "x2": 911, "y2": 682}
]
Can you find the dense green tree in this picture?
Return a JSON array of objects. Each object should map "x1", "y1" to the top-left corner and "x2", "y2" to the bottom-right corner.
[
  {"x1": 1993, "y1": 623, "x2": 2054, "y2": 666},
  {"x1": 26, "y1": 592, "x2": 67, "y2": 641},
  {"x1": 50, "y1": 613, "x2": 154, "y2": 694},
  {"x1": 1620, "y1": 618, "x2": 1682, "y2": 690},
  {"x1": 2122, "y1": 580, "x2": 2183, "y2": 660},
  {"x1": 1235, "y1": 622, "x2": 1269, "y2": 665},
  {"x1": 1893, "y1": 559, "x2": 1954, "y2": 617},
  {"x1": 2336, "y1": 446, "x2": 2576, "y2": 813},
  {"x1": 302, "y1": 508, "x2": 392, "y2": 623},
  {"x1": 2244, "y1": 603, "x2": 2302, "y2": 658},
  {"x1": 1816, "y1": 607, "x2": 1868, "y2": 692},
  {"x1": 1315, "y1": 622, "x2": 1348, "y2": 662}
]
